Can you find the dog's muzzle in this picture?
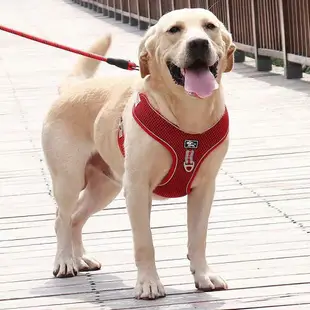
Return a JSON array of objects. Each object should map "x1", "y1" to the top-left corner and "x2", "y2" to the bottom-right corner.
[
  {"x1": 167, "y1": 39, "x2": 219, "y2": 99},
  {"x1": 187, "y1": 38, "x2": 210, "y2": 63}
]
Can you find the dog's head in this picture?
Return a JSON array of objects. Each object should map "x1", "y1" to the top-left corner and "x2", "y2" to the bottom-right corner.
[{"x1": 139, "y1": 8, "x2": 235, "y2": 99}]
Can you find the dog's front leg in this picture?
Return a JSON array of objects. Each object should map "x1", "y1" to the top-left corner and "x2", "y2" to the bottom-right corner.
[
  {"x1": 187, "y1": 180, "x2": 228, "y2": 291},
  {"x1": 124, "y1": 174, "x2": 166, "y2": 300}
]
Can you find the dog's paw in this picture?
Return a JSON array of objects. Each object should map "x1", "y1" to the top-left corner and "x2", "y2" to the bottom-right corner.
[
  {"x1": 53, "y1": 256, "x2": 78, "y2": 278},
  {"x1": 76, "y1": 255, "x2": 101, "y2": 272},
  {"x1": 134, "y1": 272, "x2": 166, "y2": 300},
  {"x1": 194, "y1": 272, "x2": 228, "y2": 291}
]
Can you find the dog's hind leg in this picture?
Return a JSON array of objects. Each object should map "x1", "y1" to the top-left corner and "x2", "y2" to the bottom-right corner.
[
  {"x1": 42, "y1": 125, "x2": 92, "y2": 278},
  {"x1": 72, "y1": 160, "x2": 121, "y2": 271}
]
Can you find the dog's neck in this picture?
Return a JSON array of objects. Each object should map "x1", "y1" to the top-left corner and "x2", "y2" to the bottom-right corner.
[{"x1": 144, "y1": 80, "x2": 225, "y2": 134}]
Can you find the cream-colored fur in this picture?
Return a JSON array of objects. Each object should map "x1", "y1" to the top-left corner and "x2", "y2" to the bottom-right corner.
[{"x1": 42, "y1": 8, "x2": 235, "y2": 300}]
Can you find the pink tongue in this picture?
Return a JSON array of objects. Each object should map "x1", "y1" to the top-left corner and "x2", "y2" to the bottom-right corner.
[{"x1": 184, "y1": 69, "x2": 218, "y2": 98}]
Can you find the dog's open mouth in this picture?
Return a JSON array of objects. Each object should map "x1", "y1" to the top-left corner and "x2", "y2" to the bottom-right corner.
[{"x1": 167, "y1": 60, "x2": 219, "y2": 98}]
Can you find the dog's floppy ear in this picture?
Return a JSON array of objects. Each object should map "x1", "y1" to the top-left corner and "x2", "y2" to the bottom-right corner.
[
  {"x1": 224, "y1": 43, "x2": 236, "y2": 73},
  {"x1": 138, "y1": 25, "x2": 156, "y2": 78},
  {"x1": 220, "y1": 23, "x2": 236, "y2": 73}
]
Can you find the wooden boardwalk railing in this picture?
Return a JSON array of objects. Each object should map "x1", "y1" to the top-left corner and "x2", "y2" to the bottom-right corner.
[{"x1": 72, "y1": 0, "x2": 310, "y2": 79}]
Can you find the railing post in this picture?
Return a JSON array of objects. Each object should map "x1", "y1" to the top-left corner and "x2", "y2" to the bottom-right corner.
[
  {"x1": 158, "y1": 0, "x2": 162, "y2": 16},
  {"x1": 251, "y1": 0, "x2": 272, "y2": 71},
  {"x1": 129, "y1": 0, "x2": 138, "y2": 26},
  {"x1": 102, "y1": 0, "x2": 108, "y2": 16},
  {"x1": 108, "y1": 0, "x2": 115, "y2": 18},
  {"x1": 137, "y1": 0, "x2": 149, "y2": 29},
  {"x1": 278, "y1": 0, "x2": 303, "y2": 79},
  {"x1": 226, "y1": 0, "x2": 231, "y2": 32},
  {"x1": 136, "y1": 0, "x2": 140, "y2": 26},
  {"x1": 115, "y1": 0, "x2": 122, "y2": 20},
  {"x1": 92, "y1": 0, "x2": 98, "y2": 11},
  {"x1": 226, "y1": 0, "x2": 245, "y2": 63},
  {"x1": 171, "y1": 0, "x2": 175, "y2": 10},
  {"x1": 121, "y1": 0, "x2": 129, "y2": 23},
  {"x1": 94, "y1": 0, "x2": 98, "y2": 12},
  {"x1": 97, "y1": 0, "x2": 103, "y2": 13},
  {"x1": 147, "y1": 0, "x2": 151, "y2": 26}
]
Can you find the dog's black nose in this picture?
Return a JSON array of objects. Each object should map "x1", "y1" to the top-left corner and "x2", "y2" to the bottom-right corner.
[
  {"x1": 188, "y1": 39, "x2": 209, "y2": 59},
  {"x1": 188, "y1": 39, "x2": 209, "y2": 53}
]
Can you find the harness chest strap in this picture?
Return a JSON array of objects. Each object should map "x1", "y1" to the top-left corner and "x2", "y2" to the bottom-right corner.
[{"x1": 118, "y1": 93, "x2": 229, "y2": 198}]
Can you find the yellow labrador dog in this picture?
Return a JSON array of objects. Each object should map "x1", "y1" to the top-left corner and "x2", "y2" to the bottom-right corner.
[{"x1": 42, "y1": 8, "x2": 235, "y2": 300}]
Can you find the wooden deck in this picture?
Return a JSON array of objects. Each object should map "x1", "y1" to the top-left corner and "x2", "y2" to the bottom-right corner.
[{"x1": 1, "y1": 0, "x2": 310, "y2": 309}]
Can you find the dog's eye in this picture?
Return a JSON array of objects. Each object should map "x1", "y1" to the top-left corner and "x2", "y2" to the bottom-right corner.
[
  {"x1": 204, "y1": 23, "x2": 216, "y2": 30},
  {"x1": 167, "y1": 26, "x2": 182, "y2": 34}
]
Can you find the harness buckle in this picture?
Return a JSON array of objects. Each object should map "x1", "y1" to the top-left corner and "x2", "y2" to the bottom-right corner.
[
  {"x1": 183, "y1": 149, "x2": 195, "y2": 172},
  {"x1": 183, "y1": 162, "x2": 195, "y2": 172}
]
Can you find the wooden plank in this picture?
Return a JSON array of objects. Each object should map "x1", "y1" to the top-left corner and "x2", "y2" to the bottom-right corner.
[
  {"x1": 1, "y1": 283, "x2": 310, "y2": 309},
  {"x1": 1, "y1": 255, "x2": 309, "y2": 286},
  {"x1": 1, "y1": 246, "x2": 310, "y2": 278},
  {"x1": 0, "y1": 219, "x2": 304, "y2": 243},
  {"x1": 2, "y1": 235, "x2": 309, "y2": 264},
  {"x1": 2, "y1": 266, "x2": 310, "y2": 296},
  {"x1": 1, "y1": 225, "x2": 308, "y2": 246},
  {"x1": 0, "y1": 207, "x2": 292, "y2": 231},
  {"x1": 2, "y1": 273, "x2": 310, "y2": 303}
]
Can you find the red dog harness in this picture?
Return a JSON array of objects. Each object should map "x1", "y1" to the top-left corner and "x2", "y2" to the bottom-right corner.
[{"x1": 118, "y1": 93, "x2": 229, "y2": 198}]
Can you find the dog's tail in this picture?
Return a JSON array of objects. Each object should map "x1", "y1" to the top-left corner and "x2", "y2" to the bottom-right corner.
[{"x1": 58, "y1": 34, "x2": 112, "y2": 94}]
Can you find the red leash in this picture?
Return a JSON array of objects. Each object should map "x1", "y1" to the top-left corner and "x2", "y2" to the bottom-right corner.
[{"x1": 0, "y1": 24, "x2": 139, "y2": 71}]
